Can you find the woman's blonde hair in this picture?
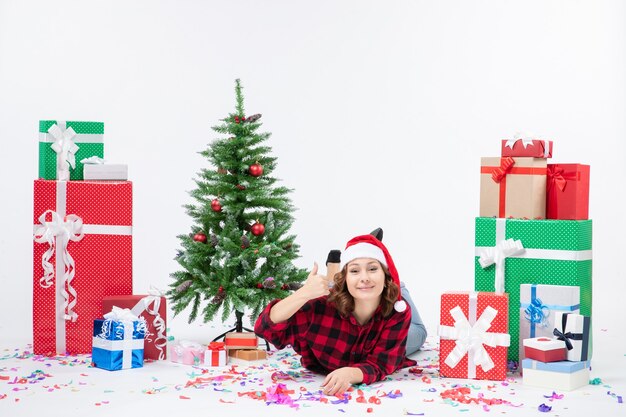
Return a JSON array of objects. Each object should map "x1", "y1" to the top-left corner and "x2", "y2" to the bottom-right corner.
[{"x1": 327, "y1": 261, "x2": 400, "y2": 318}]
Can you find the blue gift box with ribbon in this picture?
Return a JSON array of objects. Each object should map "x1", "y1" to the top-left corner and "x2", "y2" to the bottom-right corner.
[
  {"x1": 92, "y1": 307, "x2": 145, "y2": 371},
  {"x1": 519, "y1": 284, "x2": 580, "y2": 363}
]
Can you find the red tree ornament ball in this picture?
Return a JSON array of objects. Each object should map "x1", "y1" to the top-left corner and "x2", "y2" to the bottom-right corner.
[
  {"x1": 249, "y1": 162, "x2": 263, "y2": 177},
  {"x1": 251, "y1": 222, "x2": 265, "y2": 236},
  {"x1": 193, "y1": 232, "x2": 207, "y2": 243},
  {"x1": 211, "y1": 198, "x2": 222, "y2": 212}
]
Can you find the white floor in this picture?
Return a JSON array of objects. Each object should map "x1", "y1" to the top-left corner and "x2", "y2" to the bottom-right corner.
[{"x1": 1, "y1": 322, "x2": 624, "y2": 417}]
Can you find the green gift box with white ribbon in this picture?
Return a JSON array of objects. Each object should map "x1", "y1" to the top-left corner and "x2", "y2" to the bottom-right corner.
[
  {"x1": 38, "y1": 120, "x2": 104, "y2": 180},
  {"x1": 474, "y1": 217, "x2": 592, "y2": 361}
]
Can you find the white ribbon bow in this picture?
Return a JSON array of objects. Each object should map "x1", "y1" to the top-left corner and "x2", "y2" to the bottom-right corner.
[
  {"x1": 439, "y1": 306, "x2": 511, "y2": 374},
  {"x1": 104, "y1": 306, "x2": 139, "y2": 322},
  {"x1": 504, "y1": 132, "x2": 536, "y2": 150},
  {"x1": 33, "y1": 210, "x2": 84, "y2": 321},
  {"x1": 48, "y1": 123, "x2": 79, "y2": 180},
  {"x1": 80, "y1": 156, "x2": 106, "y2": 164},
  {"x1": 130, "y1": 286, "x2": 168, "y2": 360},
  {"x1": 478, "y1": 238, "x2": 524, "y2": 294}
]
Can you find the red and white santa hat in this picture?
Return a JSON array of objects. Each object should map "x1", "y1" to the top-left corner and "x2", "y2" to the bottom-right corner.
[{"x1": 339, "y1": 234, "x2": 407, "y2": 312}]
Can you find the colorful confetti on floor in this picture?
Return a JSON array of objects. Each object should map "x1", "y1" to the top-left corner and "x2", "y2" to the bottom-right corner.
[{"x1": 1, "y1": 336, "x2": 624, "y2": 417}]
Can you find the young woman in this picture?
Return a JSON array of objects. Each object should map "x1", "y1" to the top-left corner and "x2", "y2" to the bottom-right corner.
[
  {"x1": 325, "y1": 228, "x2": 427, "y2": 355},
  {"x1": 254, "y1": 234, "x2": 417, "y2": 396}
]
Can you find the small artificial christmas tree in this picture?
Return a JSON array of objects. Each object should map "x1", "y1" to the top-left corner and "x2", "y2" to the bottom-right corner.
[{"x1": 168, "y1": 79, "x2": 308, "y2": 332}]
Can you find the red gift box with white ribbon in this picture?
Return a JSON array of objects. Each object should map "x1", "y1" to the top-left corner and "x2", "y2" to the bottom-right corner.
[
  {"x1": 523, "y1": 337, "x2": 567, "y2": 362},
  {"x1": 33, "y1": 179, "x2": 133, "y2": 354},
  {"x1": 439, "y1": 291, "x2": 510, "y2": 381},
  {"x1": 501, "y1": 138, "x2": 553, "y2": 158},
  {"x1": 102, "y1": 293, "x2": 167, "y2": 360}
]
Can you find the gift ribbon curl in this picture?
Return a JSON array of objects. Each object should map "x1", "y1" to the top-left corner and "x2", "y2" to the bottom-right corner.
[
  {"x1": 524, "y1": 298, "x2": 549, "y2": 328},
  {"x1": 33, "y1": 210, "x2": 84, "y2": 321},
  {"x1": 439, "y1": 306, "x2": 510, "y2": 373},
  {"x1": 131, "y1": 286, "x2": 168, "y2": 359}
]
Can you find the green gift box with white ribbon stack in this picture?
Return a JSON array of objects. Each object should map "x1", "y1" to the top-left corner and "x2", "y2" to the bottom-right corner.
[
  {"x1": 474, "y1": 217, "x2": 592, "y2": 361},
  {"x1": 38, "y1": 120, "x2": 104, "y2": 180}
]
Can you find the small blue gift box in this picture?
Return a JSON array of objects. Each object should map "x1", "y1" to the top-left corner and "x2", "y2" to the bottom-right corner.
[{"x1": 92, "y1": 318, "x2": 145, "y2": 371}]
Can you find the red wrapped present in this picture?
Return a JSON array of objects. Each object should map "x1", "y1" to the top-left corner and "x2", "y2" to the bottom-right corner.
[
  {"x1": 102, "y1": 292, "x2": 167, "y2": 360},
  {"x1": 523, "y1": 337, "x2": 567, "y2": 362},
  {"x1": 501, "y1": 138, "x2": 553, "y2": 158},
  {"x1": 546, "y1": 164, "x2": 590, "y2": 220},
  {"x1": 439, "y1": 291, "x2": 510, "y2": 381},
  {"x1": 480, "y1": 157, "x2": 547, "y2": 219},
  {"x1": 224, "y1": 332, "x2": 258, "y2": 349},
  {"x1": 33, "y1": 179, "x2": 133, "y2": 354},
  {"x1": 204, "y1": 342, "x2": 227, "y2": 367}
]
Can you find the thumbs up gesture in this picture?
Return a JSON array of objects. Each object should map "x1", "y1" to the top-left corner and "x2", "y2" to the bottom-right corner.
[{"x1": 299, "y1": 262, "x2": 331, "y2": 300}]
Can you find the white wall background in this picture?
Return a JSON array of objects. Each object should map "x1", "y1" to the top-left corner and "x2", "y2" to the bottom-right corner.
[{"x1": 1, "y1": 0, "x2": 624, "y2": 344}]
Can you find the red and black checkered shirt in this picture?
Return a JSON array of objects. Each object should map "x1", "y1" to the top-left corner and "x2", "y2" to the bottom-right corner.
[{"x1": 254, "y1": 296, "x2": 417, "y2": 384}]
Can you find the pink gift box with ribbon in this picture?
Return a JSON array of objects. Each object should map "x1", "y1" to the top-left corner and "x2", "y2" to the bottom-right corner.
[
  {"x1": 33, "y1": 179, "x2": 133, "y2": 355},
  {"x1": 204, "y1": 342, "x2": 228, "y2": 367},
  {"x1": 102, "y1": 293, "x2": 167, "y2": 360},
  {"x1": 169, "y1": 340, "x2": 205, "y2": 366},
  {"x1": 439, "y1": 291, "x2": 510, "y2": 381}
]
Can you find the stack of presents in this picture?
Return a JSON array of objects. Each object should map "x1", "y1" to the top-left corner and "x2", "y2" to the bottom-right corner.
[
  {"x1": 439, "y1": 136, "x2": 592, "y2": 391},
  {"x1": 31, "y1": 120, "x2": 264, "y2": 371}
]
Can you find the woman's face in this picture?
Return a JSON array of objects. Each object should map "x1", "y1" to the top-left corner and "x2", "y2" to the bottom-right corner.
[{"x1": 345, "y1": 258, "x2": 386, "y2": 303}]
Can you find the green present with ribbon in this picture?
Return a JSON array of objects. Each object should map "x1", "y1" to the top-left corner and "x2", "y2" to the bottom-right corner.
[
  {"x1": 474, "y1": 217, "x2": 592, "y2": 361},
  {"x1": 38, "y1": 120, "x2": 104, "y2": 180}
]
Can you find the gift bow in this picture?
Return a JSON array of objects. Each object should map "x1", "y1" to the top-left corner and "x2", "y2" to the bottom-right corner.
[
  {"x1": 98, "y1": 307, "x2": 146, "y2": 340},
  {"x1": 104, "y1": 306, "x2": 138, "y2": 322},
  {"x1": 130, "y1": 287, "x2": 168, "y2": 360},
  {"x1": 491, "y1": 157, "x2": 515, "y2": 183},
  {"x1": 48, "y1": 122, "x2": 79, "y2": 180},
  {"x1": 439, "y1": 305, "x2": 510, "y2": 373},
  {"x1": 547, "y1": 166, "x2": 578, "y2": 192},
  {"x1": 208, "y1": 341, "x2": 225, "y2": 351},
  {"x1": 524, "y1": 297, "x2": 549, "y2": 327},
  {"x1": 478, "y1": 238, "x2": 525, "y2": 294},
  {"x1": 552, "y1": 314, "x2": 583, "y2": 351},
  {"x1": 504, "y1": 133, "x2": 535, "y2": 150},
  {"x1": 33, "y1": 210, "x2": 84, "y2": 321}
]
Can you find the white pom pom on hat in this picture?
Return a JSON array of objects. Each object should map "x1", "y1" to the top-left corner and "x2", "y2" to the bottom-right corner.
[{"x1": 340, "y1": 234, "x2": 406, "y2": 313}]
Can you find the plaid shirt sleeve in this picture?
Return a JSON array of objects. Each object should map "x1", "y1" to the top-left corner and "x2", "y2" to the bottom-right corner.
[
  {"x1": 254, "y1": 298, "x2": 313, "y2": 349},
  {"x1": 353, "y1": 308, "x2": 413, "y2": 384}
]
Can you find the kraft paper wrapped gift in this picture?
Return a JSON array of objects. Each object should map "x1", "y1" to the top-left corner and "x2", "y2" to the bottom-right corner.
[
  {"x1": 102, "y1": 293, "x2": 167, "y2": 360},
  {"x1": 169, "y1": 340, "x2": 204, "y2": 365},
  {"x1": 519, "y1": 284, "x2": 580, "y2": 362},
  {"x1": 83, "y1": 163, "x2": 128, "y2": 180},
  {"x1": 501, "y1": 138, "x2": 553, "y2": 158},
  {"x1": 224, "y1": 332, "x2": 258, "y2": 349},
  {"x1": 204, "y1": 342, "x2": 228, "y2": 367},
  {"x1": 479, "y1": 157, "x2": 547, "y2": 219},
  {"x1": 439, "y1": 291, "x2": 510, "y2": 381},
  {"x1": 92, "y1": 308, "x2": 145, "y2": 371},
  {"x1": 522, "y1": 359, "x2": 590, "y2": 391},
  {"x1": 474, "y1": 217, "x2": 592, "y2": 361},
  {"x1": 228, "y1": 349, "x2": 267, "y2": 361},
  {"x1": 553, "y1": 312, "x2": 591, "y2": 362},
  {"x1": 33, "y1": 179, "x2": 133, "y2": 355},
  {"x1": 523, "y1": 337, "x2": 567, "y2": 362},
  {"x1": 38, "y1": 120, "x2": 104, "y2": 180},
  {"x1": 547, "y1": 164, "x2": 590, "y2": 220}
]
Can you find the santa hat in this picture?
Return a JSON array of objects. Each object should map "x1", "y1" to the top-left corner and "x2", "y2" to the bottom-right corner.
[{"x1": 339, "y1": 234, "x2": 407, "y2": 312}]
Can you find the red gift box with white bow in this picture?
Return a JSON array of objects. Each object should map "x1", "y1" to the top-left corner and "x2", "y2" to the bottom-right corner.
[
  {"x1": 33, "y1": 179, "x2": 133, "y2": 354},
  {"x1": 439, "y1": 291, "x2": 510, "y2": 381}
]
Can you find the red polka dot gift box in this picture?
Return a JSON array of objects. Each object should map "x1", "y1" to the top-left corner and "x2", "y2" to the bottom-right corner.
[
  {"x1": 439, "y1": 291, "x2": 510, "y2": 381},
  {"x1": 33, "y1": 179, "x2": 133, "y2": 355}
]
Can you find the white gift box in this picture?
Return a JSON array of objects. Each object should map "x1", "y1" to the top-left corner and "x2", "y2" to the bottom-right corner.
[
  {"x1": 84, "y1": 164, "x2": 128, "y2": 180},
  {"x1": 519, "y1": 284, "x2": 580, "y2": 362},
  {"x1": 553, "y1": 312, "x2": 591, "y2": 361},
  {"x1": 522, "y1": 359, "x2": 590, "y2": 391}
]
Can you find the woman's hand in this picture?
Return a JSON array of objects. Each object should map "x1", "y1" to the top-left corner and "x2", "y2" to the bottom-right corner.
[
  {"x1": 297, "y1": 262, "x2": 330, "y2": 301},
  {"x1": 321, "y1": 367, "x2": 363, "y2": 396}
]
